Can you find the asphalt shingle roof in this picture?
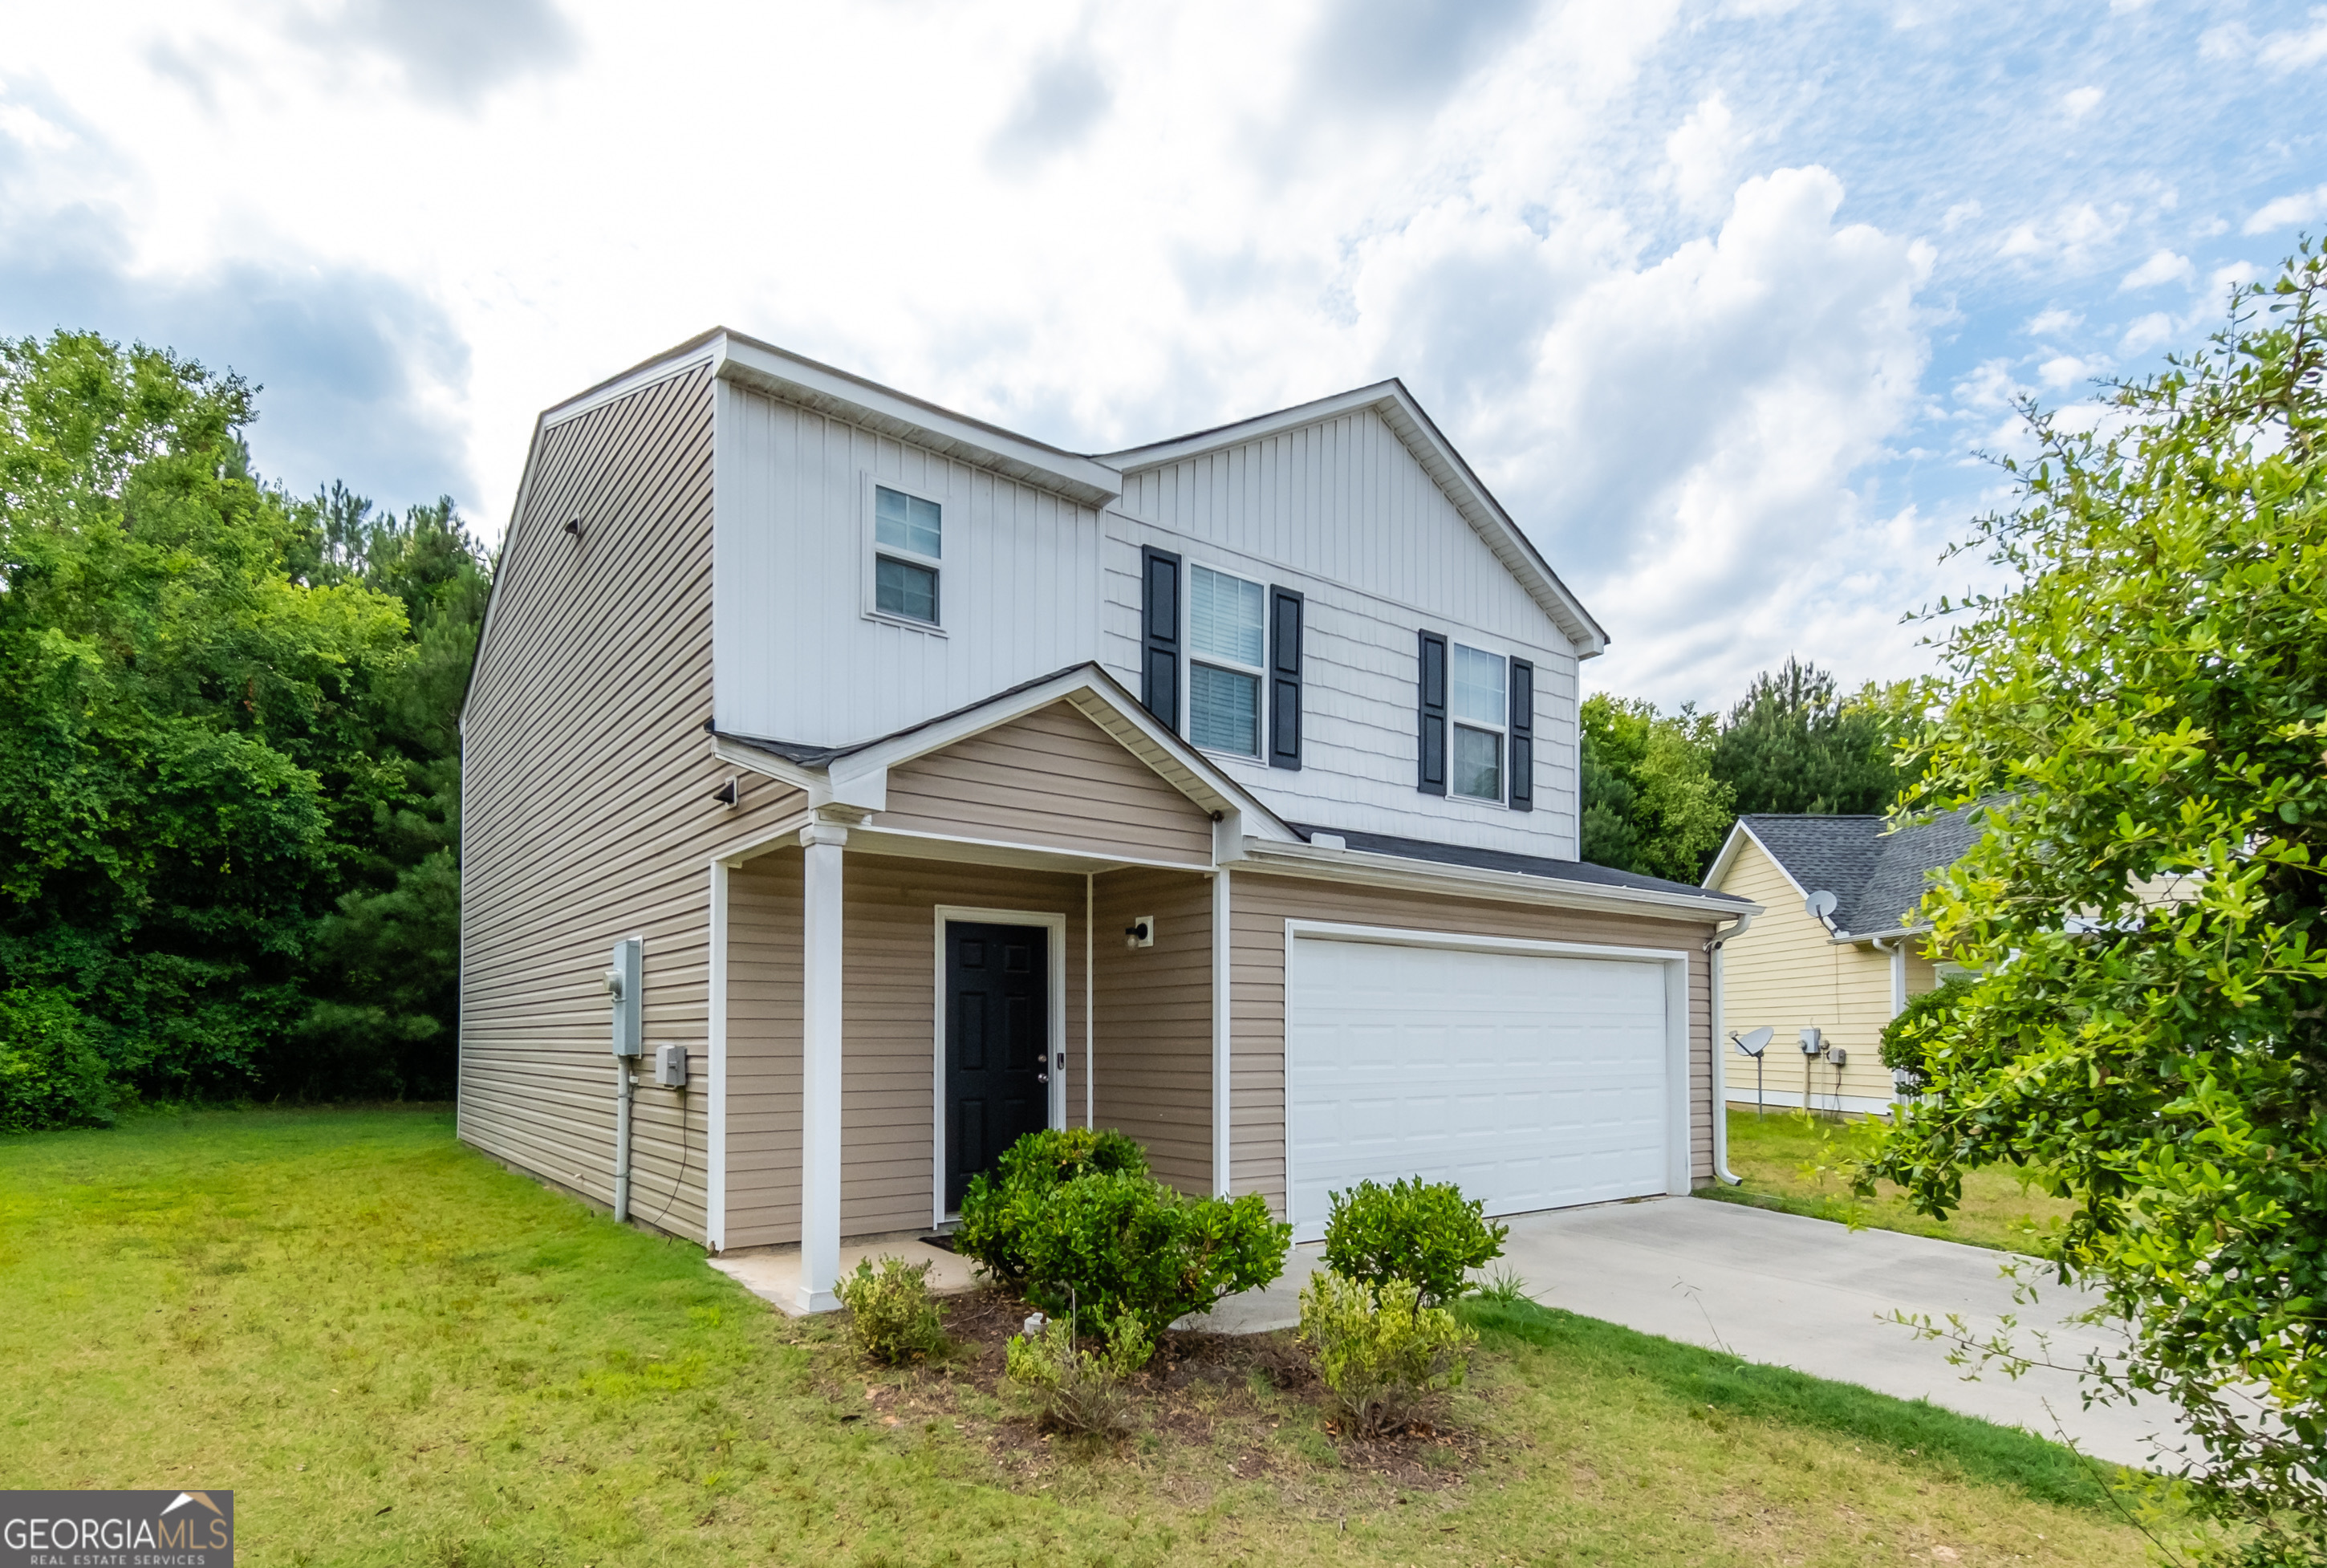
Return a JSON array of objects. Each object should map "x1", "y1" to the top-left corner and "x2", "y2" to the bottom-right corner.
[
  {"x1": 1729, "y1": 806, "x2": 1984, "y2": 935},
  {"x1": 1293, "y1": 824, "x2": 1752, "y2": 904}
]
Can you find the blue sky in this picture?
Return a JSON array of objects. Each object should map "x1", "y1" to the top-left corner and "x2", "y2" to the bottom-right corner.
[{"x1": 2, "y1": 1, "x2": 2320, "y2": 709}]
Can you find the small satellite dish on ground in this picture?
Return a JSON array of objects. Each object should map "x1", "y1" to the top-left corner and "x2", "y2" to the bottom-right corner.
[{"x1": 1730, "y1": 1026, "x2": 1776, "y2": 1115}]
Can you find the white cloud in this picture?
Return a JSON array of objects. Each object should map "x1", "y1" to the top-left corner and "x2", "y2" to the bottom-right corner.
[
  {"x1": 0, "y1": 100, "x2": 71, "y2": 151},
  {"x1": 2118, "y1": 249, "x2": 2193, "y2": 290},
  {"x1": 2061, "y1": 85, "x2": 2104, "y2": 120},
  {"x1": 2210, "y1": 260, "x2": 2259, "y2": 294},
  {"x1": 2118, "y1": 311, "x2": 2177, "y2": 356},
  {"x1": 1664, "y1": 93, "x2": 1740, "y2": 216},
  {"x1": 2245, "y1": 184, "x2": 2327, "y2": 235},
  {"x1": 2025, "y1": 308, "x2": 2081, "y2": 337},
  {"x1": 2037, "y1": 352, "x2": 2103, "y2": 388},
  {"x1": 2258, "y1": 11, "x2": 2327, "y2": 71},
  {"x1": 1997, "y1": 201, "x2": 2126, "y2": 268},
  {"x1": 1942, "y1": 199, "x2": 1982, "y2": 232}
]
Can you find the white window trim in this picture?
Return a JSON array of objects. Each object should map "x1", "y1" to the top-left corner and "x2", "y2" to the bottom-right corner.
[
  {"x1": 1185, "y1": 562, "x2": 1269, "y2": 762},
  {"x1": 1449, "y1": 641, "x2": 1509, "y2": 806},
  {"x1": 929, "y1": 905, "x2": 1068, "y2": 1228},
  {"x1": 861, "y1": 472, "x2": 950, "y2": 636}
]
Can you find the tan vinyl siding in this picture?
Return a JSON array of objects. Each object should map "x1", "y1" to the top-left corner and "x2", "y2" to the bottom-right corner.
[
  {"x1": 1713, "y1": 837, "x2": 1929, "y2": 1107},
  {"x1": 1226, "y1": 872, "x2": 1720, "y2": 1213},
  {"x1": 722, "y1": 849, "x2": 1090, "y2": 1246},
  {"x1": 1091, "y1": 867, "x2": 1216, "y2": 1195},
  {"x1": 875, "y1": 701, "x2": 1216, "y2": 867},
  {"x1": 458, "y1": 363, "x2": 808, "y2": 1244}
]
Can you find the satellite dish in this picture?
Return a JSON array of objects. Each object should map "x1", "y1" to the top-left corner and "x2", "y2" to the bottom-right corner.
[
  {"x1": 1732, "y1": 1026, "x2": 1773, "y2": 1058},
  {"x1": 1805, "y1": 889, "x2": 1838, "y2": 925}
]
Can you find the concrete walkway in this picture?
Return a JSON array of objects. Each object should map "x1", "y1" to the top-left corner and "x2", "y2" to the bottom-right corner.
[{"x1": 1197, "y1": 1195, "x2": 2176, "y2": 1470}]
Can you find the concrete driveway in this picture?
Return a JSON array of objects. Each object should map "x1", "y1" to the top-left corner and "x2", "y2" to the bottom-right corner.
[{"x1": 1200, "y1": 1195, "x2": 2177, "y2": 1470}]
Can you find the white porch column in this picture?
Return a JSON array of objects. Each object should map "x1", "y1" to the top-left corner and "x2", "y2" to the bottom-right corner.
[
  {"x1": 798, "y1": 819, "x2": 847, "y2": 1312},
  {"x1": 1211, "y1": 868, "x2": 1232, "y2": 1197},
  {"x1": 1886, "y1": 938, "x2": 1908, "y2": 1019}
]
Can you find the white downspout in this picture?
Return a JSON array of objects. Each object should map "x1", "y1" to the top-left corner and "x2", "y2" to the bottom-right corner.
[
  {"x1": 1710, "y1": 908, "x2": 1756, "y2": 1186},
  {"x1": 1084, "y1": 872, "x2": 1094, "y2": 1131}
]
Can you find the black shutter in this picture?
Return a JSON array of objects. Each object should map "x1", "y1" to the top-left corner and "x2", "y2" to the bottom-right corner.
[
  {"x1": 1141, "y1": 547, "x2": 1181, "y2": 732},
  {"x1": 1509, "y1": 656, "x2": 1534, "y2": 813},
  {"x1": 1268, "y1": 586, "x2": 1304, "y2": 770},
  {"x1": 1416, "y1": 629, "x2": 1448, "y2": 795}
]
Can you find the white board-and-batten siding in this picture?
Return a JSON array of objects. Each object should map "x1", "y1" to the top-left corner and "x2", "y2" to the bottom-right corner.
[
  {"x1": 459, "y1": 364, "x2": 809, "y2": 1246},
  {"x1": 712, "y1": 380, "x2": 1107, "y2": 749},
  {"x1": 1102, "y1": 404, "x2": 1582, "y2": 860}
]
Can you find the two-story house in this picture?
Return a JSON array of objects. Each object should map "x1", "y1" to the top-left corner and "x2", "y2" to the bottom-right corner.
[{"x1": 457, "y1": 331, "x2": 1759, "y2": 1310}]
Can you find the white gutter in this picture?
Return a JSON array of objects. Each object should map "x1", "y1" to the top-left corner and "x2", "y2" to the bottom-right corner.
[
  {"x1": 1710, "y1": 907, "x2": 1757, "y2": 1186},
  {"x1": 1239, "y1": 839, "x2": 1760, "y2": 924}
]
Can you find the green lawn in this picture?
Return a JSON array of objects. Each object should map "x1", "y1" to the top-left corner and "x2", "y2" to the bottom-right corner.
[
  {"x1": 1701, "y1": 1107, "x2": 2084, "y2": 1253},
  {"x1": 0, "y1": 1107, "x2": 2156, "y2": 1566}
]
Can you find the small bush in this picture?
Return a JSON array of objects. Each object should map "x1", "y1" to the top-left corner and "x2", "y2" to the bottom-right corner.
[
  {"x1": 1878, "y1": 975, "x2": 1975, "y2": 1086},
  {"x1": 0, "y1": 986, "x2": 115, "y2": 1133},
  {"x1": 1322, "y1": 1176, "x2": 1508, "y2": 1306},
  {"x1": 835, "y1": 1257, "x2": 945, "y2": 1364},
  {"x1": 1004, "y1": 1314, "x2": 1151, "y2": 1437},
  {"x1": 954, "y1": 1127, "x2": 1150, "y2": 1284},
  {"x1": 1016, "y1": 1172, "x2": 1289, "y2": 1345},
  {"x1": 1298, "y1": 1269, "x2": 1476, "y2": 1437},
  {"x1": 1469, "y1": 1265, "x2": 1532, "y2": 1306}
]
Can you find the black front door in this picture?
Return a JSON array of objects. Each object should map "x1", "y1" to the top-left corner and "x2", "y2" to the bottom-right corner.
[{"x1": 944, "y1": 921, "x2": 1051, "y2": 1210}]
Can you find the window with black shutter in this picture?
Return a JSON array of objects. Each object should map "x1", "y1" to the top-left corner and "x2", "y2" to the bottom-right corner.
[
  {"x1": 1416, "y1": 629, "x2": 1448, "y2": 794},
  {"x1": 1268, "y1": 587, "x2": 1303, "y2": 770},
  {"x1": 1509, "y1": 657, "x2": 1534, "y2": 812},
  {"x1": 1141, "y1": 547, "x2": 1181, "y2": 732}
]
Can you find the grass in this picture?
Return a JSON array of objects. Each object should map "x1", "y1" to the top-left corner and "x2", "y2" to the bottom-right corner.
[
  {"x1": 1701, "y1": 1106, "x2": 2084, "y2": 1253},
  {"x1": 0, "y1": 1107, "x2": 2160, "y2": 1566}
]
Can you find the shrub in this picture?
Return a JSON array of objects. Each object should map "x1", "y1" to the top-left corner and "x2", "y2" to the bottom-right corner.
[
  {"x1": 954, "y1": 1127, "x2": 1150, "y2": 1284},
  {"x1": 1298, "y1": 1269, "x2": 1476, "y2": 1437},
  {"x1": 1877, "y1": 975, "x2": 1974, "y2": 1087},
  {"x1": 0, "y1": 986, "x2": 116, "y2": 1133},
  {"x1": 1004, "y1": 1314, "x2": 1151, "y2": 1436},
  {"x1": 1015, "y1": 1171, "x2": 1289, "y2": 1347},
  {"x1": 1322, "y1": 1176, "x2": 1508, "y2": 1306},
  {"x1": 835, "y1": 1257, "x2": 945, "y2": 1364}
]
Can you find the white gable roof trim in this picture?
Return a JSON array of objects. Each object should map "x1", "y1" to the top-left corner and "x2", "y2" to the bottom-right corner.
[
  {"x1": 1101, "y1": 380, "x2": 1609, "y2": 658},
  {"x1": 712, "y1": 662, "x2": 1302, "y2": 846}
]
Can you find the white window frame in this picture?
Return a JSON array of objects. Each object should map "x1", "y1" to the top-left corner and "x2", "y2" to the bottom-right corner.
[
  {"x1": 1184, "y1": 562, "x2": 1269, "y2": 761},
  {"x1": 1449, "y1": 641, "x2": 1509, "y2": 805},
  {"x1": 861, "y1": 473, "x2": 949, "y2": 635}
]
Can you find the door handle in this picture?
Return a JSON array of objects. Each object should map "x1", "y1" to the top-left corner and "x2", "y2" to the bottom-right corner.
[{"x1": 1036, "y1": 1072, "x2": 1050, "y2": 1083}]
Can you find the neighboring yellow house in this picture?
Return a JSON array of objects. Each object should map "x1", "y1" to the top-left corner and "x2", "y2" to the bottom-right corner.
[{"x1": 1704, "y1": 810, "x2": 1979, "y2": 1115}]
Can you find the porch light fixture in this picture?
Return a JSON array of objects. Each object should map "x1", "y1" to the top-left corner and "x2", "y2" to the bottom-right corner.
[
  {"x1": 709, "y1": 776, "x2": 739, "y2": 807},
  {"x1": 564, "y1": 515, "x2": 583, "y2": 539},
  {"x1": 1125, "y1": 916, "x2": 1154, "y2": 949}
]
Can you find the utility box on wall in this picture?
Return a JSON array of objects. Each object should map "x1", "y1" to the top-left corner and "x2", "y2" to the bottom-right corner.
[
  {"x1": 652, "y1": 1043, "x2": 688, "y2": 1089},
  {"x1": 607, "y1": 936, "x2": 643, "y2": 1058}
]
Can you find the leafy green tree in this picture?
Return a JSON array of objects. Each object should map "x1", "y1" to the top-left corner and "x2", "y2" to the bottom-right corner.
[
  {"x1": 286, "y1": 489, "x2": 488, "y2": 1099},
  {"x1": 0, "y1": 331, "x2": 489, "y2": 1121},
  {"x1": 0, "y1": 331, "x2": 412, "y2": 1107},
  {"x1": 1712, "y1": 656, "x2": 1906, "y2": 815},
  {"x1": 1578, "y1": 693, "x2": 1734, "y2": 882},
  {"x1": 1865, "y1": 246, "x2": 2327, "y2": 1560}
]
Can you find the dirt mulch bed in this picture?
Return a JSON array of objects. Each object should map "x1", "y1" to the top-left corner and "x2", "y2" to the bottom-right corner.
[{"x1": 820, "y1": 1286, "x2": 1484, "y2": 1498}]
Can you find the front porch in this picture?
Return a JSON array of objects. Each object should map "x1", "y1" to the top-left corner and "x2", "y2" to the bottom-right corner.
[{"x1": 713, "y1": 821, "x2": 1232, "y2": 1313}]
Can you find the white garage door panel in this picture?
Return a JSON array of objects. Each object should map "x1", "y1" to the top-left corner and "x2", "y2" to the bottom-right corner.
[{"x1": 1289, "y1": 936, "x2": 1672, "y2": 1239}]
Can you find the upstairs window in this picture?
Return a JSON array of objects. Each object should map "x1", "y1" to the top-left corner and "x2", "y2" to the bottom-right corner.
[
  {"x1": 1188, "y1": 565, "x2": 1266, "y2": 756},
  {"x1": 872, "y1": 484, "x2": 941, "y2": 624},
  {"x1": 1450, "y1": 643, "x2": 1506, "y2": 802}
]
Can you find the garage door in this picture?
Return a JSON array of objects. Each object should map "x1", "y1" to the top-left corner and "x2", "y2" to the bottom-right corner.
[{"x1": 1287, "y1": 932, "x2": 1677, "y2": 1240}]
